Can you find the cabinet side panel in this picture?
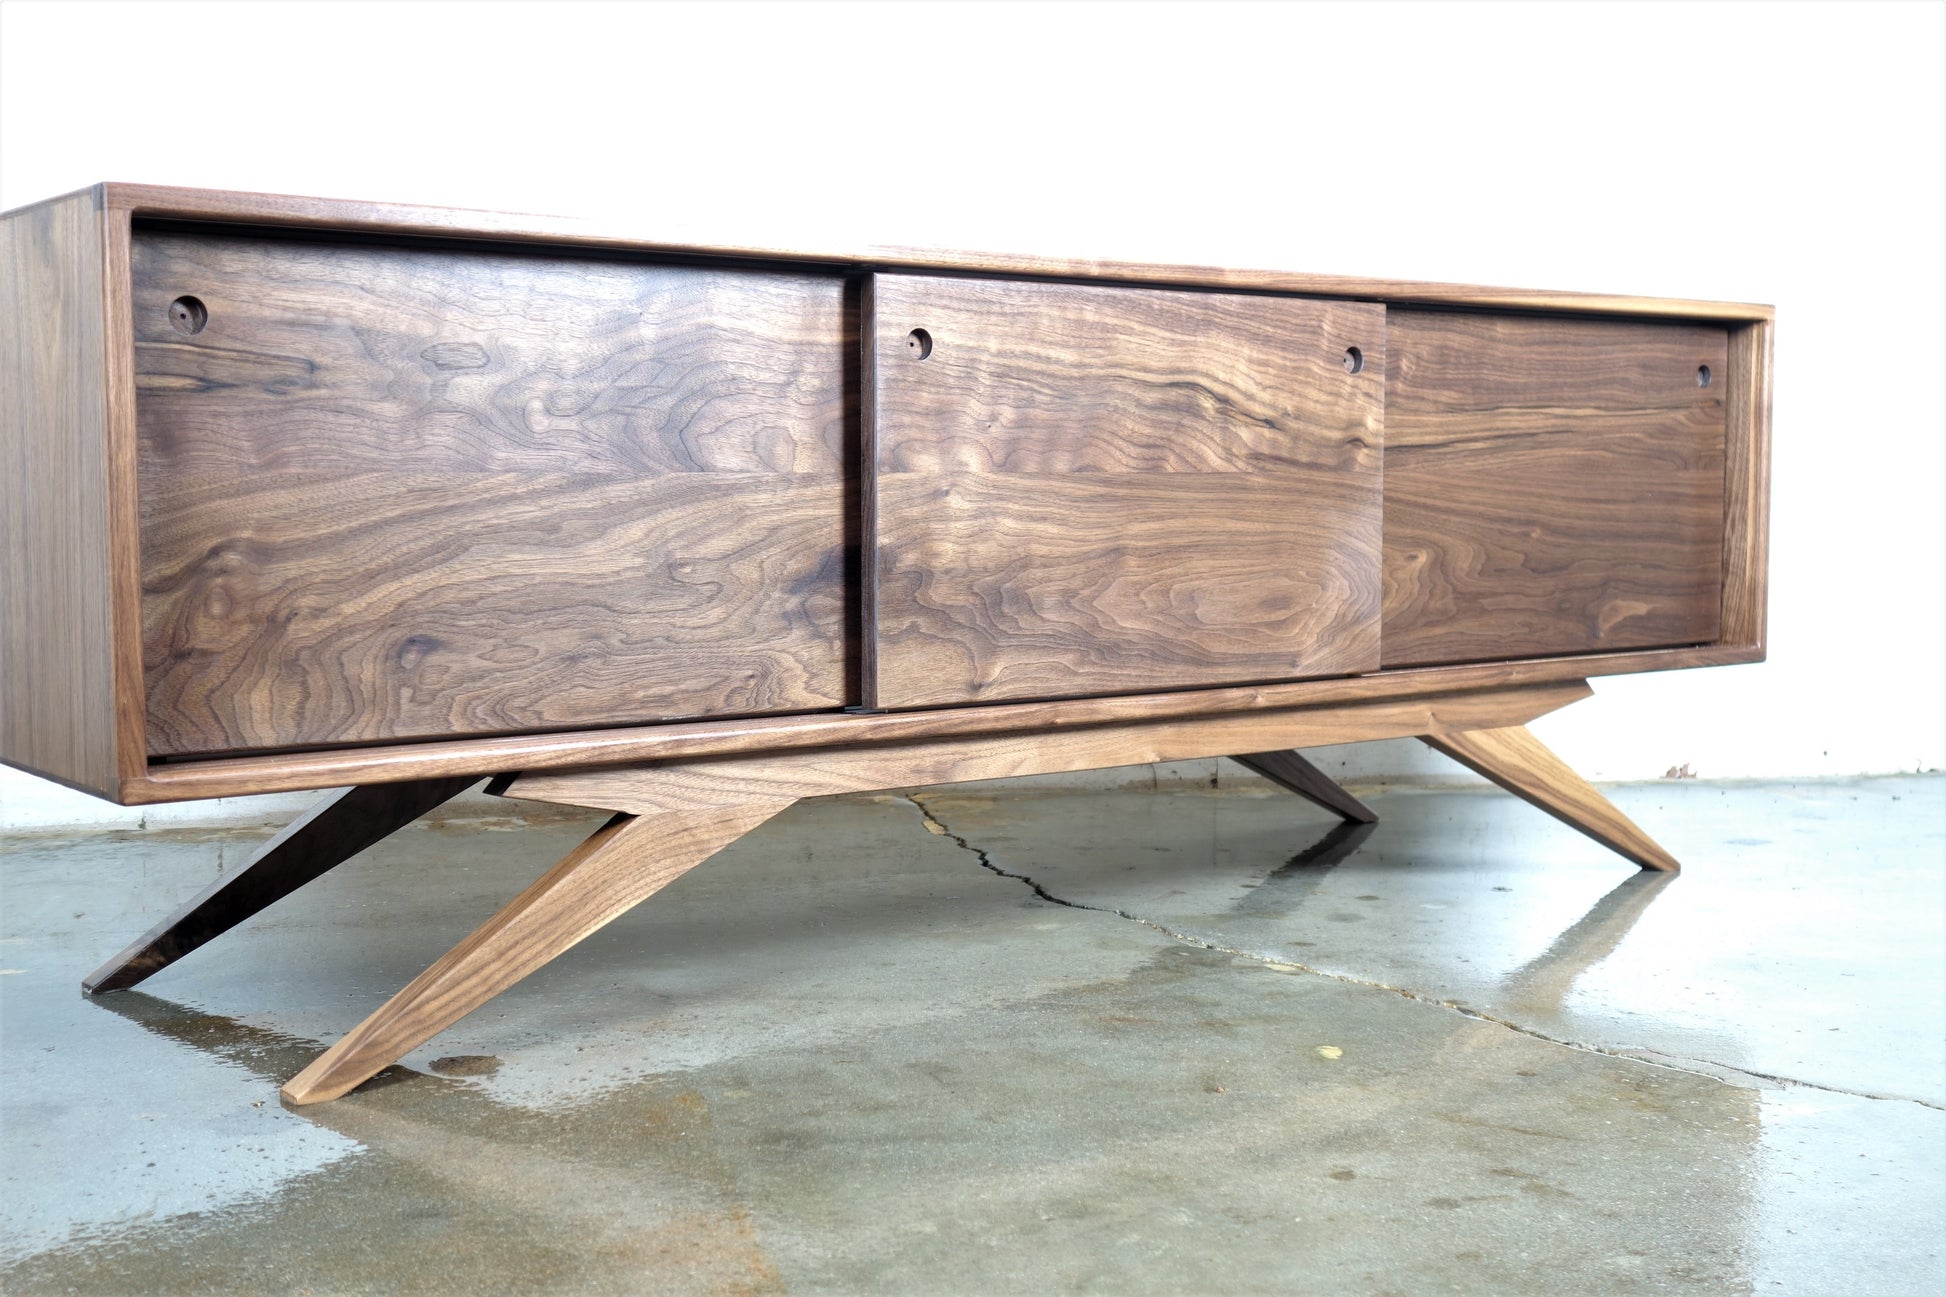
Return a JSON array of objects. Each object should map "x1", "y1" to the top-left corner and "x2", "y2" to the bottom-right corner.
[
  {"x1": 0, "y1": 189, "x2": 120, "y2": 797},
  {"x1": 1382, "y1": 311, "x2": 1728, "y2": 668}
]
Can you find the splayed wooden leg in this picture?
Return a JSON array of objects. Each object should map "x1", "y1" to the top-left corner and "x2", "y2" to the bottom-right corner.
[
  {"x1": 1421, "y1": 725, "x2": 1680, "y2": 872},
  {"x1": 281, "y1": 796, "x2": 792, "y2": 1105},
  {"x1": 278, "y1": 682, "x2": 1603, "y2": 1103},
  {"x1": 85, "y1": 776, "x2": 478, "y2": 994},
  {"x1": 1229, "y1": 750, "x2": 1378, "y2": 823}
]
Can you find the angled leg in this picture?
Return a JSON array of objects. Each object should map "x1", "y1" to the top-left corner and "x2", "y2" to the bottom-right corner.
[
  {"x1": 1229, "y1": 750, "x2": 1378, "y2": 823},
  {"x1": 276, "y1": 682, "x2": 1599, "y2": 1103},
  {"x1": 281, "y1": 796, "x2": 792, "y2": 1105},
  {"x1": 1421, "y1": 726, "x2": 1680, "y2": 872},
  {"x1": 84, "y1": 776, "x2": 478, "y2": 995}
]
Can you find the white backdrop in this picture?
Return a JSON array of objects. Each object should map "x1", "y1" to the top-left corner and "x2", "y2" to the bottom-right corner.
[{"x1": 2, "y1": 1, "x2": 1941, "y2": 829}]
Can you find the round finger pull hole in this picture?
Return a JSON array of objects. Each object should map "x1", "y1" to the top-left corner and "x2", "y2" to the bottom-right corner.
[
  {"x1": 169, "y1": 296, "x2": 208, "y2": 336},
  {"x1": 1342, "y1": 345, "x2": 1364, "y2": 375},
  {"x1": 906, "y1": 328, "x2": 933, "y2": 360},
  {"x1": 1696, "y1": 364, "x2": 1712, "y2": 388}
]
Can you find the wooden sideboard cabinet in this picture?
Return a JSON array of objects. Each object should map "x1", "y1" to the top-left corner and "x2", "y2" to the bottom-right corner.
[{"x1": 0, "y1": 184, "x2": 1771, "y2": 1104}]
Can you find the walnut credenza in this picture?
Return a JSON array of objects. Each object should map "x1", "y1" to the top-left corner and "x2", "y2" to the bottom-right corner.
[{"x1": 0, "y1": 184, "x2": 1771, "y2": 1104}]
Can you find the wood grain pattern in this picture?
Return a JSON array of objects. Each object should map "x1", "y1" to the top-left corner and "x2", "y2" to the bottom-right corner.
[
  {"x1": 141, "y1": 473, "x2": 846, "y2": 754},
  {"x1": 872, "y1": 283, "x2": 1380, "y2": 476},
  {"x1": 873, "y1": 473, "x2": 1383, "y2": 704},
  {"x1": 858, "y1": 272, "x2": 881, "y2": 701},
  {"x1": 1382, "y1": 310, "x2": 1729, "y2": 667},
  {"x1": 500, "y1": 682, "x2": 1590, "y2": 816},
  {"x1": 98, "y1": 183, "x2": 1775, "y2": 323},
  {"x1": 133, "y1": 233, "x2": 849, "y2": 474},
  {"x1": 1721, "y1": 320, "x2": 1772, "y2": 652},
  {"x1": 0, "y1": 187, "x2": 123, "y2": 797},
  {"x1": 282, "y1": 798, "x2": 792, "y2": 1104},
  {"x1": 1229, "y1": 750, "x2": 1378, "y2": 823},
  {"x1": 126, "y1": 646, "x2": 1766, "y2": 804},
  {"x1": 99, "y1": 204, "x2": 148, "y2": 792},
  {"x1": 83, "y1": 775, "x2": 476, "y2": 993},
  {"x1": 869, "y1": 275, "x2": 1384, "y2": 707},
  {"x1": 133, "y1": 232, "x2": 853, "y2": 756},
  {"x1": 1421, "y1": 725, "x2": 1680, "y2": 872}
]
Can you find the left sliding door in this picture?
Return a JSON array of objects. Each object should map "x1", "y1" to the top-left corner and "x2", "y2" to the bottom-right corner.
[{"x1": 133, "y1": 232, "x2": 854, "y2": 757}]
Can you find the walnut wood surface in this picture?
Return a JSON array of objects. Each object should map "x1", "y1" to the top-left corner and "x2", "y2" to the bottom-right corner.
[
  {"x1": 1421, "y1": 725, "x2": 1680, "y2": 872},
  {"x1": 141, "y1": 472, "x2": 847, "y2": 752},
  {"x1": 1382, "y1": 310, "x2": 1729, "y2": 667},
  {"x1": 0, "y1": 190, "x2": 122, "y2": 797},
  {"x1": 1229, "y1": 750, "x2": 1378, "y2": 823},
  {"x1": 869, "y1": 275, "x2": 1384, "y2": 707},
  {"x1": 501, "y1": 682, "x2": 1589, "y2": 816},
  {"x1": 127, "y1": 649, "x2": 1768, "y2": 804},
  {"x1": 133, "y1": 233, "x2": 853, "y2": 756},
  {"x1": 83, "y1": 775, "x2": 476, "y2": 993},
  {"x1": 281, "y1": 798, "x2": 792, "y2": 1104},
  {"x1": 0, "y1": 181, "x2": 1775, "y2": 806},
  {"x1": 97, "y1": 183, "x2": 1774, "y2": 322}
]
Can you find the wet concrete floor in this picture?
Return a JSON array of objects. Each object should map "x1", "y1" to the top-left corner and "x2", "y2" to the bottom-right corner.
[{"x1": 2, "y1": 773, "x2": 1941, "y2": 1295}]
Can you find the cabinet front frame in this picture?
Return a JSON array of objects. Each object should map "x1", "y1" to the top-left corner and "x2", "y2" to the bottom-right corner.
[{"x1": 2, "y1": 184, "x2": 1770, "y2": 805}]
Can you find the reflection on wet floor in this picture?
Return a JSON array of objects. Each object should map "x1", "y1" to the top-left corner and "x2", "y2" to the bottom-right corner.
[
  {"x1": 2, "y1": 777, "x2": 1942, "y2": 1294},
  {"x1": 916, "y1": 777, "x2": 1946, "y2": 1104},
  {"x1": 1236, "y1": 816, "x2": 1685, "y2": 1027},
  {"x1": 1493, "y1": 869, "x2": 1676, "y2": 1016},
  {"x1": 1235, "y1": 818, "x2": 1379, "y2": 907},
  {"x1": 35, "y1": 994, "x2": 781, "y2": 1294}
]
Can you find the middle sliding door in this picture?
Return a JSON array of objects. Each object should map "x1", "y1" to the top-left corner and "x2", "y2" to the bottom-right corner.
[{"x1": 865, "y1": 274, "x2": 1384, "y2": 709}]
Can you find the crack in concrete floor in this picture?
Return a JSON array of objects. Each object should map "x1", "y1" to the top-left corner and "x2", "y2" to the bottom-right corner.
[{"x1": 903, "y1": 792, "x2": 1946, "y2": 1114}]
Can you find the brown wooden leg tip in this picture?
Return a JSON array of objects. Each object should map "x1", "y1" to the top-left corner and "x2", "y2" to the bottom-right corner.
[
  {"x1": 1635, "y1": 848, "x2": 1682, "y2": 874},
  {"x1": 1230, "y1": 750, "x2": 1380, "y2": 824},
  {"x1": 280, "y1": 1067, "x2": 332, "y2": 1106},
  {"x1": 280, "y1": 1057, "x2": 361, "y2": 1106},
  {"x1": 1422, "y1": 725, "x2": 1683, "y2": 874},
  {"x1": 83, "y1": 778, "x2": 476, "y2": 1002},
  {"x1": 82, "y1": 965, "x2": 146, "y2": 996},
  {"x1": 83, "y1": 930, "x2": 201, "y2": 996},
  {"x1": 271, "y1": 798, "x2": 791, "y2": 1107}
]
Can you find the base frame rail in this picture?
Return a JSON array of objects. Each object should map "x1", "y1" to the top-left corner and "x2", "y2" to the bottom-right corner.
[{"x1": 79, "y1": 681, "x2": 1682, "y2": 1105}]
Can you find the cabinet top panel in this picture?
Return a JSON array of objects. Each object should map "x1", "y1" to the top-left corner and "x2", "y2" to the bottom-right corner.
[{"x1": 21, "y1": 183, "x2": 1773, "y2": 324}]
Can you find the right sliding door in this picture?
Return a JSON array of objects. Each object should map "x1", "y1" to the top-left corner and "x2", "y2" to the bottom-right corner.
[{"x1": 1382, "y1": 310, "x2": 1729, "y2": 667}]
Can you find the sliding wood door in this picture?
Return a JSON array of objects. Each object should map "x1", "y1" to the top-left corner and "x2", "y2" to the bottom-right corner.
[{"x1": 866, "y1": 274, "x2": 1384, "y2": 709}]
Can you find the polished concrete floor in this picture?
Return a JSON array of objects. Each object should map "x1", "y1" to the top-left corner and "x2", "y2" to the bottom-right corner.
[{"x1": 1, "y1": 772, "x2": 1941, "y2": 1295}]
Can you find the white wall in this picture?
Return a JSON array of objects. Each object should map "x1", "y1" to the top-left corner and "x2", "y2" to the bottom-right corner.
[{"x1": 2, "y1": 0, "x2": 1940, "y2": 830}]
